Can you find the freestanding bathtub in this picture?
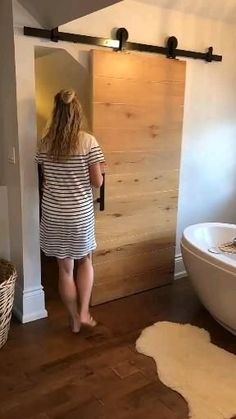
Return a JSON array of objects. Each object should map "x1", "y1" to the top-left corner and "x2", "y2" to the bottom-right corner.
[{"x1": 181, "y1": 223, "x2": 236, "y2": 335}]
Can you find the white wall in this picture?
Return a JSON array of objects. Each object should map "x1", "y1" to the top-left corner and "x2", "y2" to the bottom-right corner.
[
  {"x1": 0, "y1": 187, "x2": 10, "y2": 260},
  {"x1": 0, "y1": 0, "x2": 10, "y2": 259},
  {"x1": 0, "y1": 0, "x2": 21, "y2": 263},
  {"x1": 10, "y1": 0, "x2": 236, "y2": 315}
]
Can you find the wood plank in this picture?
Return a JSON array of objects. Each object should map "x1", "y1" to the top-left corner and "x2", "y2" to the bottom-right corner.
[
  {"x1": 95, "y1": 224, "x2": 176, "y2": 251},
  {"x1": 92, "y1": 270, "x2": 173, "y2": 305},
  {"x1": 48, "y1": 397, "x2": 104, "y2": 419},
  {"x1": 93, "y1": 245, "x2": 175, "y2": 287},
  {"x1": 117, "y1": 381, "x2": 185, "y2": 419},
  {"x1": 105, "y1": 170, "x2": 179, "y2": 197},
  {"x1": 92, "y1": 232, "x2": 176, "y2": 307},
  {"x1": 95, "y1": 234, "x2": 175, "y2": 257},
  {"x1": 97, "y1": 189, "x2": 178, "y2": 215},
  {"x1": 95, "y1": 188, "x2": 178, "y2": 249},
  {"x1": 93, "y1": 76, "x2": 185, "y2": 105},
  {"x1": 94, "y1": 239, "x2": 175, "y2": 263},
  {"x1": 103, "y1": 150, "x2": 181, "y2": 175},
  {"x1": 93, "y1": 102, "x2": 184, "y2": 129},
  {"x1": 95, "y1": 126, "x2": 183, "y2": 152},
  {"x1": 92, "y1": 50, "x2": 186, "y2": 83}
]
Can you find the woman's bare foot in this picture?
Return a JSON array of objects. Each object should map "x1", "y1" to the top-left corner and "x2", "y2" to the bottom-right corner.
[
  {"x1": 69, "y1": 314, "x2": 81, "y2": 334},
  {"x1": 80, "y1": 313, "x2": 97, "y2": 328}
]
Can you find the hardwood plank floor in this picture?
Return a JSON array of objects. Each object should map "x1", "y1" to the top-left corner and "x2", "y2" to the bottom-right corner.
[{"x1": 0, "y1": 260, "x2": 235, "y2": 419}]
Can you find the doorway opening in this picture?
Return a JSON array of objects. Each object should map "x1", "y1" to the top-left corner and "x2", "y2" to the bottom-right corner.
[{"x1": 34, "y1": 46, "x2": 90, "y2": 303}]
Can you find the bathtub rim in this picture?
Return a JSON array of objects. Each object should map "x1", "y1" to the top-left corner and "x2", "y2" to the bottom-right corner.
[
  {"x1": 182, "y1": 222, "x2": 236, "y2": 270},
  {"x1": 181, "y1": 240, "x2": 236, "y2": 277}
]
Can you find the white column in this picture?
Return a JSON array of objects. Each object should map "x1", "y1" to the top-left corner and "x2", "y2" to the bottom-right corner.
[{"x1": 12, "y1": 32, "x2": 47, "y2": 323}]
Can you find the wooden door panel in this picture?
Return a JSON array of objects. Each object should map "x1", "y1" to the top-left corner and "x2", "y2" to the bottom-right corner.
[
  {"x1": 95, "y1": 125, "x2": 184, "y2": 152},
  {"x1": 92, "y1": 270, "x2": 173, "y2": 305},
  {"x1": 93, "y1": 103, "x2": 184, "y2": 129},
  {"x1": 94, "y1": 245, "x2": 174, "y2": 282},
  {"x1": 96, "y1": 222, "x2": 176, "y2": 251},
  {"x1": 104, "y1": 150, "x2": 181, "y2": 174},
  {"x1": 96, "y1": 213, "x2": 177, "y2": 245},
  {"x1": 94, "y1": 77, "x2": 185, "y2": 105},
  {"x1": 92, "y1": 51, "x2": 185, "y2": 82},
  {"x1": 106, "y1": 170, "x2": 179, "y2": 197},
  {"x1": 91, "y1": 50, "x2": 186, "y2": 305},
  {"x1": 98, "y1": 190, "x2": 177, "y2": 215},
  {"x1": 93, "y1": 245, "x2": 175, "y2": 304}
]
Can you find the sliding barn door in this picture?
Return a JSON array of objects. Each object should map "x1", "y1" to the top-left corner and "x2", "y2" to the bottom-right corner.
[{"x1": 91, "y1": 50, "x2": 186, "y2": 305}]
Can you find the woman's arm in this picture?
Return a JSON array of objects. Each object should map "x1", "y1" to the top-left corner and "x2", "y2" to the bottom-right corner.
[{"x1": 89, "y1": 163, "x2": 104, "y2": 188}]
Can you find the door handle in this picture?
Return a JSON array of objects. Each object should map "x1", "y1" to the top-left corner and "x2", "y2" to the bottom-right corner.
[
  {"x1": 96, "y1": 173, "x2": 105, "y2": 211},
  {"x1": 38, "y1": 164, "x2": 43, "y2": 221}
]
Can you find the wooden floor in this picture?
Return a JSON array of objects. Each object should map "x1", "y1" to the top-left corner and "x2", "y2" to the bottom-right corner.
[{"x1": 0, "y1": 265, "x2": 235, "y2": 418}]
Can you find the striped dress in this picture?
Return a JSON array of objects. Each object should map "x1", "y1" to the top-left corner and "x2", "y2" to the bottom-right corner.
[{"x1": 36, "y1": 132, "x2": 105, "y2": 260}]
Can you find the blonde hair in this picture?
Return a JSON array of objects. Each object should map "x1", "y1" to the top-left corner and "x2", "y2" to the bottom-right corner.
[{"x1": 40, "y1": 89, "x2": 84, "y2": 158}]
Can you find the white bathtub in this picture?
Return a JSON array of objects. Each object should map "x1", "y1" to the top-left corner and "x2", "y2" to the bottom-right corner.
[{"x1": 181, "y1": 223, "x2": 236, "y2": 335}]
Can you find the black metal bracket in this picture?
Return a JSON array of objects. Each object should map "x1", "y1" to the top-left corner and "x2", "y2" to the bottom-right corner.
[
  {"x1": 116, "y1": 27, "x2": 129, "y2": 51},
  {"x1": 38, "y1": 164, "x2": 43, "y2": 221},
  {"x1": 50, "y1": 27, "x2": 59, "y2": 42},
  {"x1": 206, "y1": 46, "x2": 213, "y2": 62},
  {"x1": 166, "y1": 36, "x2": 178, "y2": 59},
  {"x1": 24, "y1": 26, "x2": 222, "y2": 63}
]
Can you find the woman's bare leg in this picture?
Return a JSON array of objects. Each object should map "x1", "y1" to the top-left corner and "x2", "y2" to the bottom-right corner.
[
  {"x1": 57, "y1": 258, "x2": 80, "y2": 333},
  {"x1": 76, "y1": 255, "x2": 96, "y2": 327}
]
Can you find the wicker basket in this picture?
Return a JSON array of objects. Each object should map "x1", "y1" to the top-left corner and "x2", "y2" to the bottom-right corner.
[{"x1": 0, "y1": 259, "x2": 17, "y2": 349}]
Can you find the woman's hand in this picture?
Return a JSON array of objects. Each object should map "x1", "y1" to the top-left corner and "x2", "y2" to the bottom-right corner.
[
  {"x1": 89, "y1": 163, "x2": 104, "y2": 188},
  {"x1": 100, "y1": 162, "x2": 106, "y2": 174}
]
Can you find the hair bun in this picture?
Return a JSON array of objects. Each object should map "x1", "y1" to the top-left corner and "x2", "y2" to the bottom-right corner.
[{"x1": 60, "y1": 89, "x2": 75, "y2": 104}]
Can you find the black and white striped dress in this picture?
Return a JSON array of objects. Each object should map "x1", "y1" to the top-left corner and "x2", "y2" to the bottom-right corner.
[{"x1": 36, "y1": 132, "x2": 105, "y2": 259}]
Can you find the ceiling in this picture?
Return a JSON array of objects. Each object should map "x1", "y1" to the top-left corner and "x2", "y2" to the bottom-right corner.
[
  {"x1": 17, "y1": 0, "x2": 236, "y2": 28},
  {"x1": 18, "y1": 0, "x2": 123, "y2": 28},
  {"x1": 135, "y1": 0, "x2": 236, "y2": 23}
]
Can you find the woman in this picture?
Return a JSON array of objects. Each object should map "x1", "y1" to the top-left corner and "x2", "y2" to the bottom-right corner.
[{"x1": 36, "y1": 89, "x2": 105, "y2": 333}]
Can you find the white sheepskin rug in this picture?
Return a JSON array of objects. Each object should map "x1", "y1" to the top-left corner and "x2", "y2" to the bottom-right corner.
[{"x1": 136, "y1": 322, "x2": 236, "y2": 419}]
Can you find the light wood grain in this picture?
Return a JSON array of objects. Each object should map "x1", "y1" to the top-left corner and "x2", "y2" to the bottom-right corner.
[
  {"x1": 92, "y1": 243, "x2": 175, "y2": 305},
  {"x1": 96, "y1": 190, "x2": 178, "y2": 216},
  {"x1": 95, "y1": 126, "x2": 183, "y2": 152},
  {"x1": 93, "y1": 242, "x2": 174, "y2": 284},
  {"x1": 95, "y1": 223, "x2": 176, "y2": 251},
  {"x1": 91, "y1": 50, "x2": 186, "y2": 305},
  {"x1": 103, "y1": 149, "x2": 181, "y2": 175},
  {"x1": 93, "y1": 76, "x2": 185, "y2": 105},
  {"x1": 93, "y1": 103, "x2": 184, "y2": 129},
  {"x1": 92, "y1": 50, "x2": 186, "y2": 82},
  {"x1": 92, "y1": 271, "x2": 173, "y2": 305},
  {"x1": 105, "y1": 170, "x2": 179, "y2": 197}
]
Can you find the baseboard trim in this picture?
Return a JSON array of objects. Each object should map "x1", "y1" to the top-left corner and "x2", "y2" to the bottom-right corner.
[
  {"x1": 174, "y1": 254, "x2": 187, "y2": 280},
  {"x1": 13, "y1": 306, "x2": 48, "y2": 324},
  {"x1": 13, "y1": 283, "x2": 48, "y2": 324}
]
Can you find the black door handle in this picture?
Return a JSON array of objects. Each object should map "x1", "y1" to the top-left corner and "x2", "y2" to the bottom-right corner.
[
  {"x1": 96, "y1": 173, "x2": 105, "y2": 211},
  {"x1": 38, "y1": 164, "x2": 43, "y2": 221}
]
